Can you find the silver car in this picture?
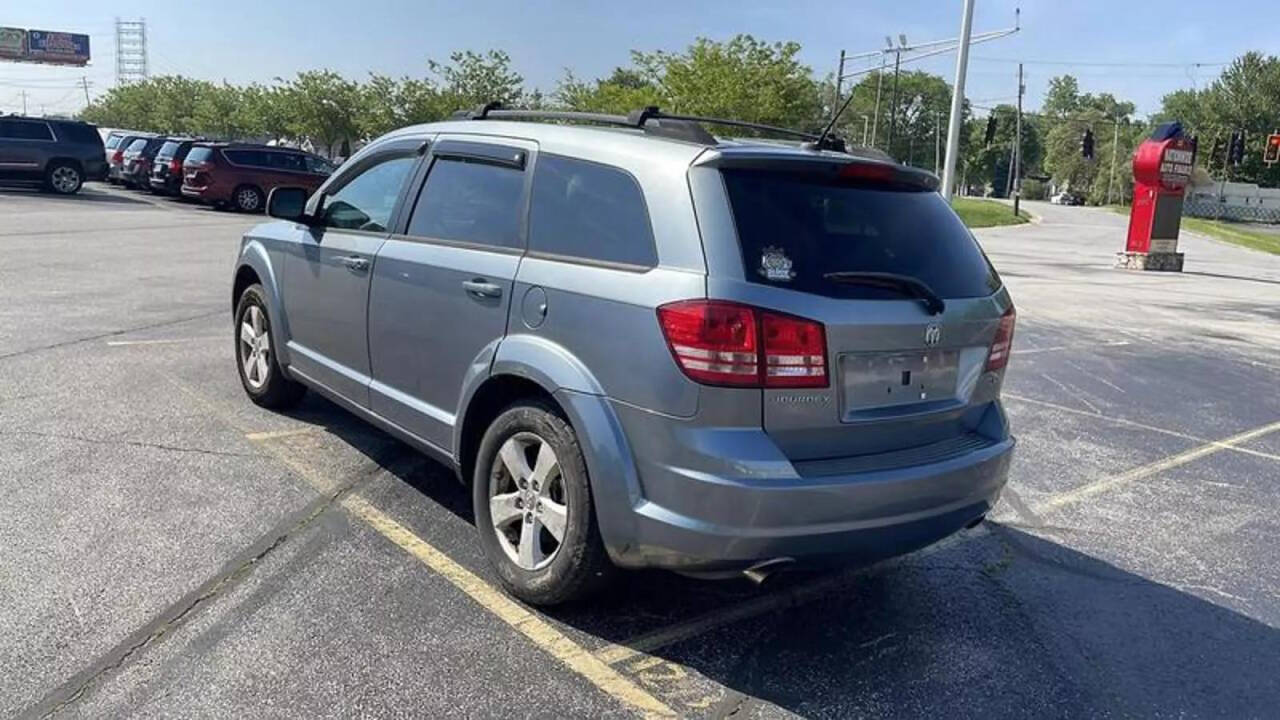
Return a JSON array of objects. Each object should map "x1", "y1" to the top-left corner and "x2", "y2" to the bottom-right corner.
[{"x1": 231, "y1": 109, "x2": 1016, "y2": 605}]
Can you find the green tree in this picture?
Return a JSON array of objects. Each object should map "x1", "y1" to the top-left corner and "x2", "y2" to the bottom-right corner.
[
  {"x1": 278, "y1": 70, "x2": 365, "y2": 156},
  {"x1": 430, "y1": 50, "x2": 524, "y2": 112}
]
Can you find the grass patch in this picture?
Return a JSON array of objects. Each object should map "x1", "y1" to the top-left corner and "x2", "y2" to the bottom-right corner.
[
  {"x1": 1107, "y1": 206, "x2": 1280, "y2": 255},
  {"x1": 1178, "y1": 217, "x2": 1280, "y2": 255},
  {"x1": 952, "y1": 198, "x2": 1029, "y2": 228}
]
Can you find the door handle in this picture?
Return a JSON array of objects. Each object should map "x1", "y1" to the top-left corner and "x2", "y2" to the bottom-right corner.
[
  {"x1": 338, "y1": 255, "x2": 369, "y2": 272},
  {"x1": 462, "y1": 278, "x2": 503, "y2": 299}
]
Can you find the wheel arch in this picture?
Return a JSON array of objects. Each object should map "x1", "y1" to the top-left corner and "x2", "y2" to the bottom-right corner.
[
  {"x1": 454, "y1": 334, "x2": 642, "y2": 562},
  {"x1": 232, "y1": 241, "x2": 292, "y2": 369}
]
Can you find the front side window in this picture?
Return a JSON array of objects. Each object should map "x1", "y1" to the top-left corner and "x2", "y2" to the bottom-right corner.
[
  {"x1": 320, "y1": 155, "x2": 416, "y2": 232},
  {"x1": 406, "y1": 156, "x2": 525, "y2": 249},
  {"x1": 306, "y1": 155, "x2": 337, "y2": 175},
  {"x1": 528, "y1": 154, "x2": 656, "y2": 267},
  {"x1": 269, "y1": 152, "x2": 307, "y2": 172}
]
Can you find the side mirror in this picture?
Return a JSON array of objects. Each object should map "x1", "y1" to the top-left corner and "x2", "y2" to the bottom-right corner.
[{"x1": 267, "y1": 187, "x2": 311, "y2": 223}]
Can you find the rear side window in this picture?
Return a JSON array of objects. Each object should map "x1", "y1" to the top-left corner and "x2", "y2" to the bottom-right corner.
[
  {"x1": 721, "y1": 170, "x2": 999, "y2": 299},
  {"x1": 106, "y1": 135, "x2": 123, "y2": 149},
  {"x1": 55, "y1": 123, "x2": 101, "y2": 145},
  {"x1": 528, "y1": 154, "x2": 656, "y2": 268},
  {"x1": 185, "y1": 147, "x2": 213, "y2": 165},
  {"x1": 0, "y1": 120, "x2": 55, "y2": 141},
  {"x1": 406, "y1": 157, "x2": 525, "y2": 249},
  {"x1": 157, "y1": 141, "x2": 181, "y2": 158},
  {"x1": 224, "y1": 149, "x2": 269, "y2": 167}
]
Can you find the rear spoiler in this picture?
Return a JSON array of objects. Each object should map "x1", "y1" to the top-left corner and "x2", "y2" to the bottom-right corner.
[{"x1": 692, "y1": 151, "x2": 940, "y2": 192}]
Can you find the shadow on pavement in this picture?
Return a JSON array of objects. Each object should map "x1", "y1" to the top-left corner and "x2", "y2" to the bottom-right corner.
[{"x1": 284, "y1": 395, "x2": 1280, "y2": 718}]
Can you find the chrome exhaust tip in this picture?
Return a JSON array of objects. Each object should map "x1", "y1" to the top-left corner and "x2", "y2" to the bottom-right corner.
[{"x1": 743, "y1": 557, "x2": 796, "y2": 585}]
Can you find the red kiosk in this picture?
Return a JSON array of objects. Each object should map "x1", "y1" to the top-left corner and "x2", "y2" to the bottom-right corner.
[{"x1": 1118, "y1": 122, "x2": 1195, "y2": 272}]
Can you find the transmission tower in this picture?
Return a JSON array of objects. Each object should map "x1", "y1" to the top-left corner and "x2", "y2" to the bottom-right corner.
[{"x1": 115, "y1": 18, "x2": 148, "y2": 85}]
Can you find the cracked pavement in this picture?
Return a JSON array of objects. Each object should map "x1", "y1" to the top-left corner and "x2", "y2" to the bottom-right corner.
[{"x1": 2, "y1": 187, "x2": 1279, "y2": 718}]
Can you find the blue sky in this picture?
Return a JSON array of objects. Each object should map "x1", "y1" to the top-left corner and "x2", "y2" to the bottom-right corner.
[{"x1": 0, "y1": 1, "x2": 1266, "y2": 118}]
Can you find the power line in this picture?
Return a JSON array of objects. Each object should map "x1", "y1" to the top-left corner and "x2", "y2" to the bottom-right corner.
[{"x1": 972, "y1": 56, "x2": 1229, "y2": 68}]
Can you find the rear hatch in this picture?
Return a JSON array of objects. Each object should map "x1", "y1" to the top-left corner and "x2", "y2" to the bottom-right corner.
[
  {"x1": 182, "y1": 146, "x2": 215, "y2": 188},
  {"x1": 152, "y1": 140, "x2": 182, "y2": 180},
  {"x1": 704, "y1": 159, "x2": 1013, "y2": 466}
]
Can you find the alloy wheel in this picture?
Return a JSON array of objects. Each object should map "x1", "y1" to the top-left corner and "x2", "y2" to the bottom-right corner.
[
  {"x1": 51, "y1": 166, "x2": 80, "y2": 193},
  {"x1": 237, "y1": 188, "x2": 261, "y2": 211},
  {"x1": 238, "y1": 305, "x2": 271, "y2": 390},
  {"x1": 488, "y1": 432, "x2": 568, "y2": 571}
]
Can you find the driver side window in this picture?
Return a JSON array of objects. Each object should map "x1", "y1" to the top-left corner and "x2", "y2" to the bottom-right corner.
[{"x1": 321, "y1": 155, "x2": 416, "y2": 232}]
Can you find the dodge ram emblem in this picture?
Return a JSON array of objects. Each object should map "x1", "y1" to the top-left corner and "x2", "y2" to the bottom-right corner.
[{"x1": 924, "y1": 324, "x2": 941, "y2": 347}]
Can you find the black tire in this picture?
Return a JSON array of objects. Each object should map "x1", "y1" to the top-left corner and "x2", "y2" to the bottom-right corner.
[
  {"x1": 473, "y1": 401, "x2": 614, "y2": 606},
  {"x1": 45, "y1": 162, "x2": 83, "y2": 195},
  {"x1": 234, "y1": 283, "x2": 306, "y2": 409},
  {"x1": 232, "y1": 184, "x2": 265, "y2": 213}
]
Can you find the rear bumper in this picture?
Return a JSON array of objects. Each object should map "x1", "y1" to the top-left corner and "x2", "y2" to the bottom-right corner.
[{"x1": 563, "y1": 391, "x2": 1013, "y2": 572}]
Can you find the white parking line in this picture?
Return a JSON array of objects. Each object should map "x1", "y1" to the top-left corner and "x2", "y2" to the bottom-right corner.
[
  {"x1": 106, "y1": 337, "x2": 222, "y2": 346},
  {"x1": 1035, "y1": 419, "x2": 1280, "y2": 514}
]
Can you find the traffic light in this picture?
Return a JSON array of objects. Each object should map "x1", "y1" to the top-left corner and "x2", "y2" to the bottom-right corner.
[
  {"x1": 1229, "y1": 130, "x2": 1245, "y2": 165},
  {"x1": 1265, "y1": 133, "x2": 1280, "y2": 165},
  {"x1": 984, "y1": 115, "x2": 998, "y2": 147},
  {"x1": 1081, "y1": 129, "x2": 1095, "y2": 159}
]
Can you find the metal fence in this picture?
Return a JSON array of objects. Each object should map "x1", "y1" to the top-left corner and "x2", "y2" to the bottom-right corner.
[{"x1": 1183, "y1": 200, "x2": 1280, "y2": 224}]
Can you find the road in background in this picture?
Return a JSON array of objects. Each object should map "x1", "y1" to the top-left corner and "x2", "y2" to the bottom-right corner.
[{"x1": 2, "y1": 190, "x2": 1278, "y2": 718}]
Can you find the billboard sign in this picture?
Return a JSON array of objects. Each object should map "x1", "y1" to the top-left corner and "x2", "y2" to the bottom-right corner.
[
  {"x1": 25, "y1": 30, "x2": 91, "y2": 66},
  {"x1": 0, "y1": 27, "x2": 26, "y2": 59}
]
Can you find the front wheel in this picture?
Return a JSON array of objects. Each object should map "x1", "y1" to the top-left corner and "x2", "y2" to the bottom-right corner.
[
  {"x1": 234, "y1": 283, "x2": 305, "y2": 409},
  {"x1": 473, "y1": 401, "x2": 614, "y2": 605}
]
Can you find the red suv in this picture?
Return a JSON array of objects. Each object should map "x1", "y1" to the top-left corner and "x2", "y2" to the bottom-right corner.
[{"x1": 181, "y1": 143, "x2": 335, "y2": 212}]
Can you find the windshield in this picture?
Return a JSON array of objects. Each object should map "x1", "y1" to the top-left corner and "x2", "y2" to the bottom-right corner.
[
  {"x1": 722, "y1": 169, "x2": 1000, "y2": 300},
  {"x1": 157, "y1": 140, "x2": 181, "y2": 158}
]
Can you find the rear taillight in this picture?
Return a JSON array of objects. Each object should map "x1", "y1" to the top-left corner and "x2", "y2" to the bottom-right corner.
[
  {"x1": 170, "y1": 158, "x2": 182, "y2": 174},
  {"x1": 111, "y1": 149, "x2": 123, "y2": 165},
  {"x1": 657, "y1": 300, "x2": 828, "y2": 388},
  {"x1": 985, "y1": 307, "x2": 1016, "y2": 371}
]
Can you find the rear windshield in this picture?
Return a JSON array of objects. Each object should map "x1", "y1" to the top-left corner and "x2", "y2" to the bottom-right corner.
[
  {"x1": 185, "y1": 147, "x2": 213, "y2": 165},
  {"x1": 106, "y1": 135, "x2": 123, "y2": 149},
  {"x1": 126, "y1": 138, "x2": 147, "y2": 152},
  {"x1": 722, "y1": 169, "x2": 1000, "y2": 300},
  {"x1": 157, "y1": 140, "x2": 181, "y2": 158},
  {"x1": 56, "y1": 123, "x2": 102, "y2": 146}
]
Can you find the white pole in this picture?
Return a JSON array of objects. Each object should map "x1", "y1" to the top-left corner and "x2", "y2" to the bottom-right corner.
[{"x1": 940, "y1": 0, "x2": 976, "y2": 201}]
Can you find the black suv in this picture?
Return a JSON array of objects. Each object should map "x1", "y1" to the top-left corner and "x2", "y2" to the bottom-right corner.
[
  {"x1": 0, "y1": 116, "x2": 106, "y2": 195},
  {"x1": 148, "y1": 137, "x2": 199, "y2": 196}
]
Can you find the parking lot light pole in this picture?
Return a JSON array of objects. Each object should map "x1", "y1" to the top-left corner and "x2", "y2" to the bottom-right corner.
[{"x1": 940, "y1": 0, "x2": 976, "y2": 201}]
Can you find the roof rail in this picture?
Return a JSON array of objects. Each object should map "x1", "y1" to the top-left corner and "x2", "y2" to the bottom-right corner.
[{"x1": 450, "y1": 103, "x2": 847, "y2": 152}]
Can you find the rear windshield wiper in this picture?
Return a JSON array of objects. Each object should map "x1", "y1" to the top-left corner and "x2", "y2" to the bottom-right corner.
[{"x1": 821, "y1": 271, "x2": 946, "y2": 315}]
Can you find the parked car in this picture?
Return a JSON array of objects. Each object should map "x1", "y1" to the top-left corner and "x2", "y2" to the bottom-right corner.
[
  {"x1": 1050, "y1": 191, "x2": 1084, "y2": 206},
  {"x1": 182, "y1": 143, "x2": 335, "y2": 212},
  {"x1": 0, "y1": 115, "x2": 106, "y2": 195},
  {"x1": 148, "y1": 137, "x2": 200, "y2": 196},
  {"x1": 231, "y1": 110, "x2": 1016, "y2": 605},
  {"x1": 105, "y1": 130, "x2": 155, "y2": 184},
  {"x1": 120, "y1": 135, "x2": 169, "y2": 189}
]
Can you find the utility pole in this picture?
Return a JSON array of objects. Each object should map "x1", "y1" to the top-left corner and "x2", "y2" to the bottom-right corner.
[
  {"x1": 832, "y1": 50, "x2": 846, "y2": 124},
  {"x1": 886, "y1": 49, "x2": 903, "y2": 159},
  {"x1": 861, "y1": 115, "x2": 870, "y2": 145},
  {"x1": 21, "y1": 90, "x2": 27, "y2": 115},
  {"x1": 940, "y1": 0, "x2": 976, "y2": 201},
  {"x1": 935, "y1": 110, "x2": 942, "y2": 175},
  {"x1": 871, "y1": 57, "x2": 885, "y2": 148},
  {"x1": 1013, "y1": 62, "x2": 1024, "y2": 216},
  {"x1": 1106, "y1": 116, "x2": 1121, "y2": 205},
  {"x1": 81, "y1": 77, "x2": 91, "y2": 107}
]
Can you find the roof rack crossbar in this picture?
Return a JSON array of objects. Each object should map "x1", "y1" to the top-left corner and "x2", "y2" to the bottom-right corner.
[{"x1": 451, "y1": 102, "x2": 846, "y2": 151}]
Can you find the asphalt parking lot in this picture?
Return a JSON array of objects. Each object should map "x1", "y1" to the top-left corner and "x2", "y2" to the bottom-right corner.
[{"x1": 3, "y1": 185, "x2": 1279, "y2": 719}]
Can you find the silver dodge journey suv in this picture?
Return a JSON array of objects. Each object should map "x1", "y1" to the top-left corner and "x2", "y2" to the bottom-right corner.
[{"x1": 231, "y1": 105, "x2": 1016, "y2": 605}]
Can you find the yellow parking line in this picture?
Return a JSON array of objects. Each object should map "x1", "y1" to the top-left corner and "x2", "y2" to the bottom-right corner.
[
  {"x1": 243, "y1": 427, "x2": 325, "y2": 442},
  {"x1": 341, "y1": 494, "x2": 675, "y2": 718},
  {"x1": 1036, "y1": 419, "x2": 1280, "y2": 514}
]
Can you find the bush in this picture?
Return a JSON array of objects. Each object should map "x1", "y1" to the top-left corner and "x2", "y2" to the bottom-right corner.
[{"x1": 1020, "y1": 178, "x2": 1048, "y2": 200}]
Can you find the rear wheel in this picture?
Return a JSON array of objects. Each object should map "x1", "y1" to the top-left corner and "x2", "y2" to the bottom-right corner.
[
  {"x1": 473, "y1": 401, "x2": 613, "y2": 605},
  {"x1": 234, "y1": 283, "x2": 305, "y2": 409},
  {"x1": 232, "y1": 185, "x2": 264, "y2": 213},
  {"x1": 45, "y1": 162, "x2": 82, "y2": 195}
]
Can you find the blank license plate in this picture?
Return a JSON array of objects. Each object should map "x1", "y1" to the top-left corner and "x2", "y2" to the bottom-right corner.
[{"x1": 841, "y1": 350, "x2": 960, "y2": 413}]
